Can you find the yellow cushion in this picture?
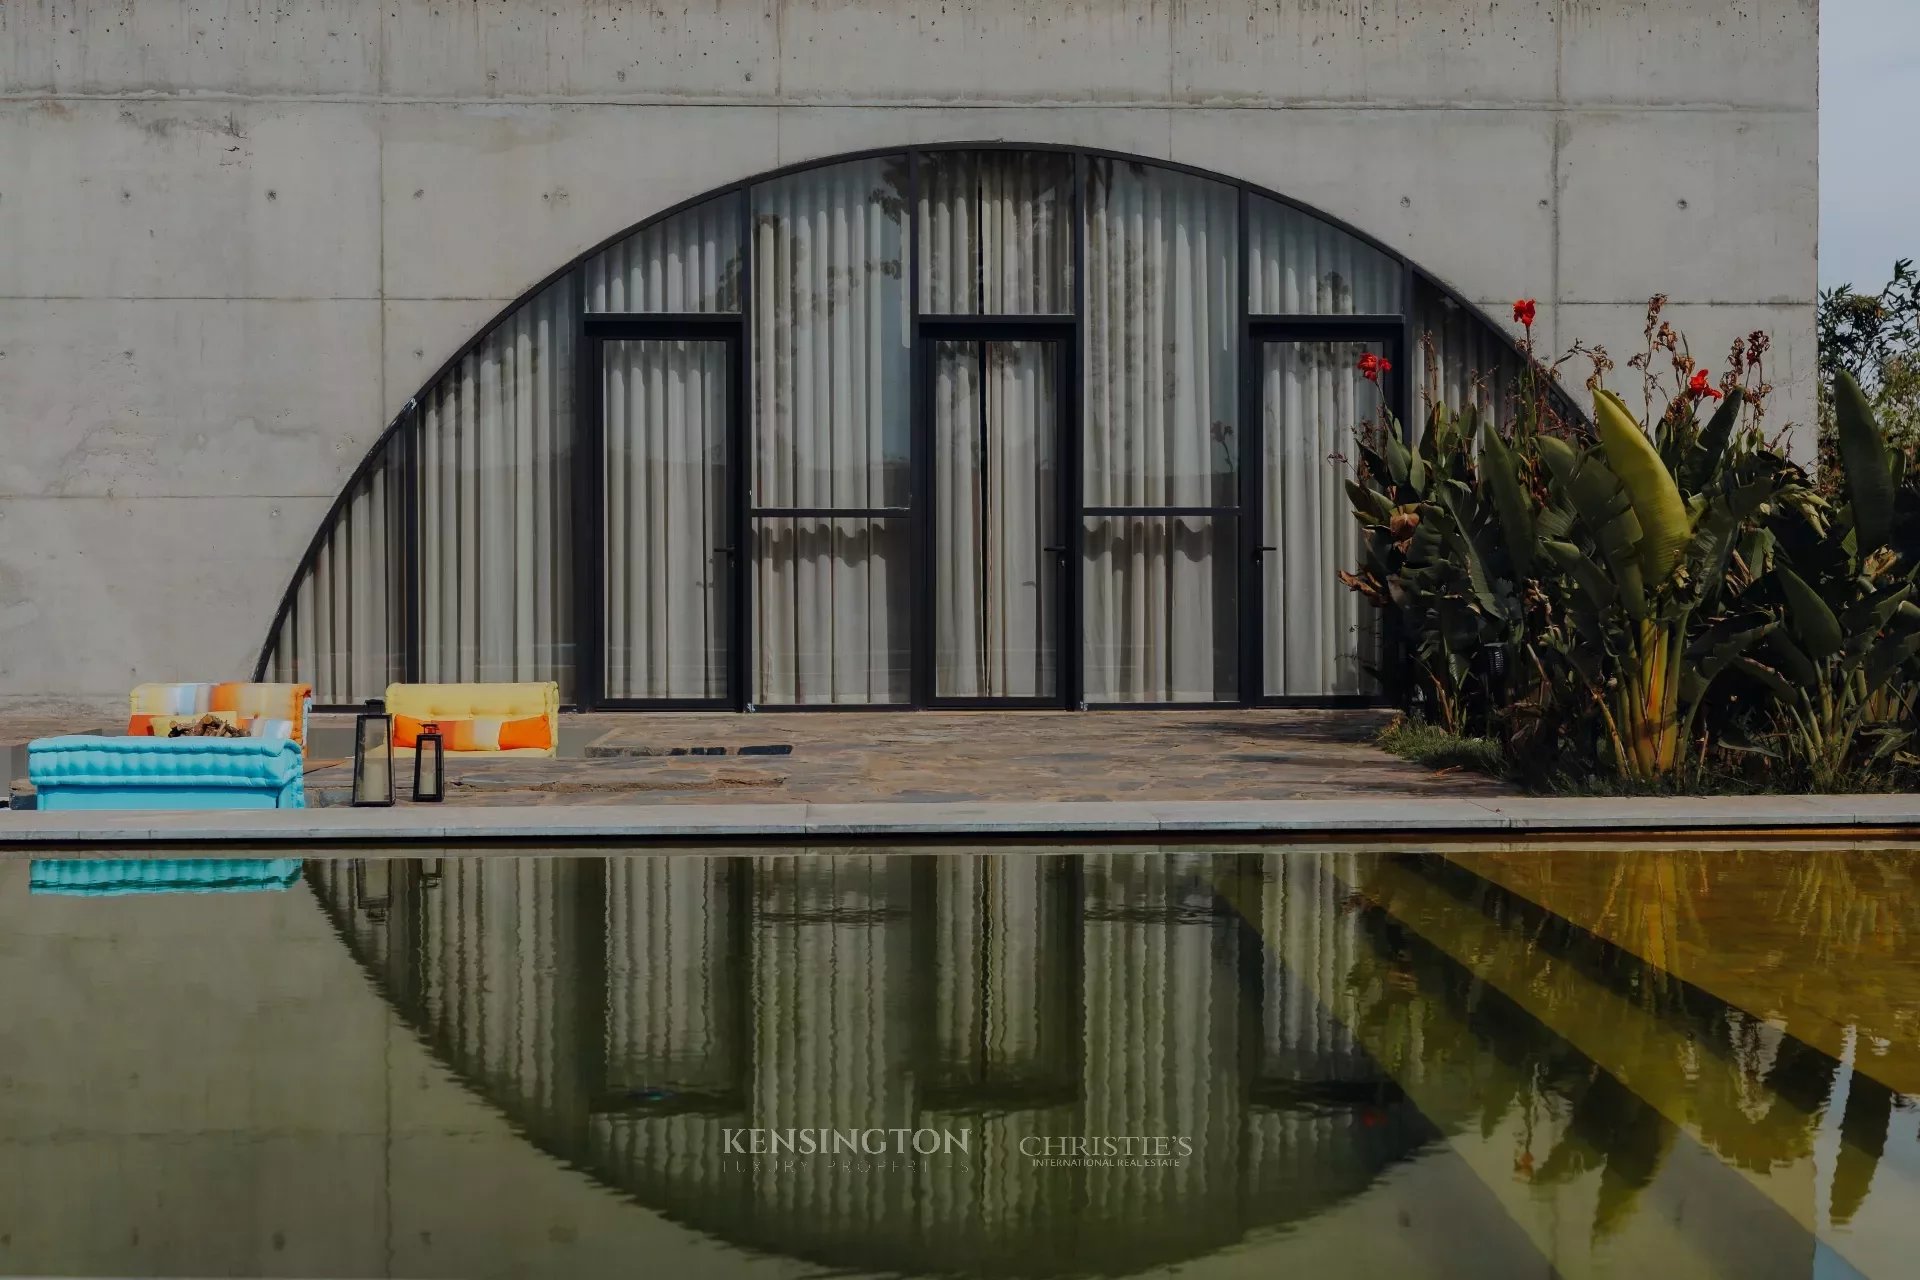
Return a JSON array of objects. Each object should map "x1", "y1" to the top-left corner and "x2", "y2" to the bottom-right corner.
[{"x1": 383, "y1": 682, "x2": 559, "y2": 756}]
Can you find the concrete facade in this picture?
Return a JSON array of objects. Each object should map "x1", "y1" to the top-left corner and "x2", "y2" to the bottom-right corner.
[{"x1": 0, "y1": 1, "x2": 1819, "y2": 710}]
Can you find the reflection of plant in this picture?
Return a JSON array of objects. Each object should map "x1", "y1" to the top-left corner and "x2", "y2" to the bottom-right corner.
[{"x1": 1335, "y1": 850, "x2": 1918, "y2": 1242}]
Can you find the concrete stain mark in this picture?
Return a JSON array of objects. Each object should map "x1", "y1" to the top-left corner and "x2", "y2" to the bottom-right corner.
[
  {"x1": 115, "y1": 106, "x2": 247, "y2": 143},
  {"x1": 41, "y1": 415, "x2": 325, "y2": 499}
]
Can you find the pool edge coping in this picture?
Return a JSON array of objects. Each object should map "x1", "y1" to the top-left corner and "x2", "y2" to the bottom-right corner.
[{"x1": 4, "y1": 794, "x2": 1920, "y2": 849}]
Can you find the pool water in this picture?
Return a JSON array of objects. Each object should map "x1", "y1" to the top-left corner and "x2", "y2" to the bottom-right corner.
[{"x1": 1, "y1": 845, "x2": 1916, "y2": 1278}]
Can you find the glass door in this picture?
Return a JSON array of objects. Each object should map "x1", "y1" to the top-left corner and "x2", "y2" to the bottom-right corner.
[
  {"x1": 929, "y1": 337, "x2": 1067, "y2": 706},
  {"x1": 599, "y1": 336, "x2": 736, "y2": 707},
  {"x1": 1255, "y1": 336, "x2": 1393, "y2": 701}
]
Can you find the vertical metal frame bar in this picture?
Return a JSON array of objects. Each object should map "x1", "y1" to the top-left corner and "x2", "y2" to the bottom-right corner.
[
  {"x1": 1067, "y1": 150, "x2": 1088, "y2": 709},
  {"x1": 1236, "y1": 184, "x2": 1258, "y2": 706},
  {"x1": 571, "y1": 262, "x2": 601, "y2": 710},
  {"x1": 734, "y1": 188, "x2": 754, "y2": 711},
  {"x1": 908, "y1": 150, "x2": 932, "y2": 708},
  {"x1": 400, "y1": 400, "x2": 421, "y2": 686}
]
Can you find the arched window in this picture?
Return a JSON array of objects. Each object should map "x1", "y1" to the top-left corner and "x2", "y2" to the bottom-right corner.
[{"x1": 258, "y1": 146, "x2": 1533, "y2": 710}]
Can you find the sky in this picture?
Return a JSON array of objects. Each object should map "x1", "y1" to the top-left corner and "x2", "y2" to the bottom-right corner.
[{"x1": 1821, "y1": 0, "x2": 1920, "y2": 293}]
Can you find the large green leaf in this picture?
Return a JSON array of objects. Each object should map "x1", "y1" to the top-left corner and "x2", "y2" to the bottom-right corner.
[
  {"x1": 1682, "y1": 387, "x2": 1747, "y2": 492},
  {"x1": 1543, "y1": 539, "x2": 1617, "y2": 614},
  {"x1": 1594, "y1": 388, "x2": 1692, "y2": 589},
  {"x1": 1834, "y1": 370, "x2": 1894, "y2": 560},
  {"x1": 1551, "y1": 443, "x2": 1648, "y2": 620},
  {"x1": 1776, "y1": 566, "x2": 1844, "y2": 660},
  {"x1": 1479, "y1": 427, "x2": 1536, "y2": 578}
]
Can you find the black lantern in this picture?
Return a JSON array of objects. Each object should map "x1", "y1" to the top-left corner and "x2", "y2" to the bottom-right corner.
[
  {"x1": 413, "y1": 724, "x2": 445, "y2": 803},
  {"x1": 351, "y1": 699, "x2": 395, "y2": 807}
]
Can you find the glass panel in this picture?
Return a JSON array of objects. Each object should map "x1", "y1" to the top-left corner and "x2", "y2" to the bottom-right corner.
[
  {"x1": 934, "y1": 341, "x2": 1060, "y2": 700},
  {"x1": 1415, "y1": 275, "x2": 1527, "y2": 432},
  {"x1": 918, "y1": 150, "x2": 1074, "y2": 315},
  {"x1": 265, "y1": 429, "x2": 406, "y2": 703},
  {"x1": 751, "y1": 158, "x2": 911, "y2": 508},
  {"x1": 1247, "y1": 195, "x2": 1401, "y2": 315},
  {"x1": 603, "y1": 339, "x2": 731, "y2": 701},
  {"x1": 1083, "y1": 159, "x2": 1239, "y2": 507},
  {"x1": 1262, "y1": 342, "x2": 1386, "y2": 698},
  {"x1": 1082, "y1": 514, "x2": 1239, "y2": 704},
  {"x1": 417, "y1": 274, "x2": 577, "y2": 698},
  {"x1": 585, "y1": 193, "x2": 743, "y2": 313},
  {"x1": 752, "y1": 517, "x2": 910, "y2": 705}
]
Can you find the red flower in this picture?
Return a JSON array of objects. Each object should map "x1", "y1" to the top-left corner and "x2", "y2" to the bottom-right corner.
[
  {"x1": 1357, "y1": 352, "x2": 1392, "y2": 384},
  {"x1": 1512, "y1": 299, "x2": 1537, "y2": 329},
  {"x1": 1689, "y1": 369, "x2": 1724, "y2": 401}
]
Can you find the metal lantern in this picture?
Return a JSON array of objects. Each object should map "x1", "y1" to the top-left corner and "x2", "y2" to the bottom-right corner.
[
  {"x1": 413, "y1": 724, "x2": 445, "y2": 803},
  {"x1": 351, "y1": 699, "x2": 395, "y2": 807}
]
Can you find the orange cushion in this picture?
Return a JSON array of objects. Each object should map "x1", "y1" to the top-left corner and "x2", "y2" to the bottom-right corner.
[
  {"x1": 128, "y1": 714, "x2": 157, "y2": 736},
  {"x1": 498, "y1": 715, "x2": 553, "y2": 751},
  {"x1": 393, "y1": 714, "x2": 428, "y2": 748}
]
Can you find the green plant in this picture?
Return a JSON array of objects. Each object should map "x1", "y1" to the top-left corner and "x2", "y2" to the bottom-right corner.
[
  {"x1": 1340, "y1": 297, "x2": 1920, "y2": 793},
  {"x1": 1733, "y1": 372, "x2": 1920, "y2": 788},
  {"x1": 1528, "y1": 386, "x2": 1800, "y2": 782},
  {"x1": 1819, "y1": 259, "x2": 1920, "y2": 470}
]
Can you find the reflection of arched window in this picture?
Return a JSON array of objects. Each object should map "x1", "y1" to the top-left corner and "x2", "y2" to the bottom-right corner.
[
  {"x1": 311, "y1": 850, "x2": 1443, "y2": 1277},
  {"x1": 260, "y1": 147, "x2": 1537, "y2": 709}
]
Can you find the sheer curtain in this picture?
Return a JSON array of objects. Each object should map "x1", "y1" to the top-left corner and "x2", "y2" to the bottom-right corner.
[
  {"x1": 1262, "y1": 342, "x2": 1382, "y2": 696},
  {"x1": 586, "y1": 194, "x2": 742, "y2": 314},
  {"x1": 603, "y1": 339, "x2": 730, "y2": 700},
  {"x1": 919, "y1": 150, "x2": 1072, "y2": 315},
  {"x1": 1414, "y1": 276, "x2": 1525, "y2": 431},
  {"x1": 1248, "y1": 195, "x2": 1401, "y2": 316},
  {"x1": 751, "y1": 158, "x2": 912, "y2": 705},
  {"x1": 265, "y1": 430, "x2": 405, "y2": 703},
  {"x1": 416, "y1": 275, "x2": 578, "y2": 697},
  {"x1": 1082, "y1": 159, "x2": 1240, "y2": 703},
  {"x1": 934, "y1": 341, "x2": 1058, "y2": 699}
]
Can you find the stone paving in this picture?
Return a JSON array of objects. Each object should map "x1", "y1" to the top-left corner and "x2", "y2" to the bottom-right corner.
[{"x1": 289, "y1": 708, "x2": 1514, "y2": 808}]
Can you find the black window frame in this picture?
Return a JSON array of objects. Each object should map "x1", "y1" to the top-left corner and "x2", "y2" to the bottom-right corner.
[{"x1": 260, "y1": 146, "x2": 1535, "y2": 714}]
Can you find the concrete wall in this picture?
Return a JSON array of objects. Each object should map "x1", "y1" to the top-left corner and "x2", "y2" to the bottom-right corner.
[{"x1": 0, "y1": 0, "x2": 1819, "y2": 709}]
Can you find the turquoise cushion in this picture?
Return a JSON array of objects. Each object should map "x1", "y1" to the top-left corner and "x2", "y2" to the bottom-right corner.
[
  {"x1": 28, "y1": 736, "x2": 305, "y2": 810},
  {"x1": 30, "y1": 858, "x2": 305, "y2": 896}
]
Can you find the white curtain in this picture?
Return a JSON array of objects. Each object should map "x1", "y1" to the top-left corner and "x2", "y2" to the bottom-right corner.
[
  {"x1": 417, "y1": 275, "x2": 578, "y2": 696},
  {"x1": 586, "y1": 194, "x2": 742, "y2": 314},
  {"x1": 267, "y1": 431, "x2": 404, "y2": 703},
  {"x1": 1083, "y1": 160, "x2": 1240, "y2": 702},
  {"x1": 1248, "y1": 195, "x2": 1401, "y2": 316},
  {"x1": 934, "y1": 341, "x2": 1058, "y2": 699},
  {"x1": 603, "y1": 339, "x2": 729, "y2": 700},
  {"x1": 1263, "y1": 341, "x2": 1380, "y2": 696},
  {"x1": 751, "y1": 158, "x2": 912, "y2": 705},
  {"x1": 919, "y1": 150, "x2": 1072, "y2": 315},
  {"x1": 1415, "y1": 277, "x2": 1525, "y2": 432}
]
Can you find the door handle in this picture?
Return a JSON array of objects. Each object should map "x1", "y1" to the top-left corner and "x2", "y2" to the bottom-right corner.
[
  {"x1": 1252, "y1": 545, "x2": 1278, "y2": 560},
  {"x1": 714, "y1": 546, "x2": 737, "y2": 557},
  {"x1": 1043, "y1": 545, "x2": 1068, "y2": 557}
]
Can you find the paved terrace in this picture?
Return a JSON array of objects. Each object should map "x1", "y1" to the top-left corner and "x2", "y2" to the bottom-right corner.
[
  {"x1": 300, "y1": 709, "x2": 1508, "y2": 807},
  {"x1": 5, "y1": 709, "x2": 1920, "y2": 847}
]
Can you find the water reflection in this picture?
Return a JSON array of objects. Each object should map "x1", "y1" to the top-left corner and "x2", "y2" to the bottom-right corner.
[
  {"x1": 311, "y1": 854, "x2": 1439, "y2": 1277},
  {"x1": 6, "y1": 846, "x2": 1919, "y2": 1277}
]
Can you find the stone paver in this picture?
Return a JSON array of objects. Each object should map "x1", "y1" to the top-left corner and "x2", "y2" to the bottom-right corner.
[{"x1": 291, "y1": 708, "x2": 1513, "y2": 808}]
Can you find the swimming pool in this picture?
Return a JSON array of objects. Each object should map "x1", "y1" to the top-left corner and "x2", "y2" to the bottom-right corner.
[{"x1": 1, "y1": 844, "x2": 1914, "y2": 1277}]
